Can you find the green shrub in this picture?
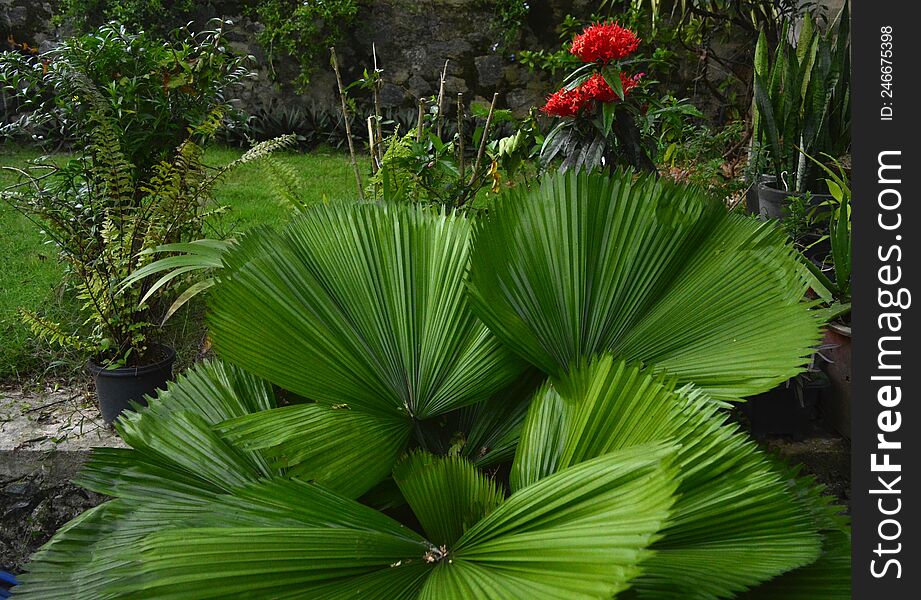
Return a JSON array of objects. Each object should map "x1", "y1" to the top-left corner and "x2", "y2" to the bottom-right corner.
[
  {"x1": 55, "y1": 0, "x2": 200, "y2": 34},
  {"x1": 0, "y1": 19, "x2": 254, "y2": 179},
  {"x1": 252, "y1": 0, "x2": 360, "y2": 91}
]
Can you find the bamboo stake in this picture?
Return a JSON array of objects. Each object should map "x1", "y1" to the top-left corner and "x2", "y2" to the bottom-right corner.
[
  {"x1": 367, "y1": 116, "x2": 378, "y2": 174},
  {"x1": 469, "y1": 92, "x2": 498, "y2": 187},
  {"x1": 372, "y1": 43, "x2": 384, "y2": 166},
  {"x1": 416, "y1": 98, "x2": 426, "y2": 143},
  {"x1": 456, "y1": 93, "x2": 465, "y2": 185},
  {"x1": 435, "y1": 60, "x2": 448, "y2": 138},
  {"x1": 330, "y1": 46, "x2": 364, "y2": 200}
]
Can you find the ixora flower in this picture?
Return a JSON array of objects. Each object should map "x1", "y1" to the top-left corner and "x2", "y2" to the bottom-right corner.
[
  {"x1": 571, "y1": 22, "x2": 641, "y2": 64},
  {"x1": 541, "y1": 86, "x2": 588, "y2": 117},
  {"x1": 541, "y1": 72, "x2": 644, "y2": 117},
  {"x1": 581, "y1": 72, "x2": 644, "y2": 102}
]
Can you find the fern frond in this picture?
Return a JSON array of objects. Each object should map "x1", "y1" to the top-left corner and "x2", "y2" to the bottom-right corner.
[
  {"x1": 263, "y1": 158, "x2": 308, "y2": 211},
  {"x1": 72, "y1": 77, "x2": 136, "y2": 206},
  {"x1": 189, "y1": 107, "x2": 226, "y2": 140},
  {"x1": 19, "y1": 309, "x2": 89, "y2": 352}
]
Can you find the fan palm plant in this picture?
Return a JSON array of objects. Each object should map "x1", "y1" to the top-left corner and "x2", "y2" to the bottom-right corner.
[{"x1": 16, "y1": 170, "x2": 847, "y2": 599}]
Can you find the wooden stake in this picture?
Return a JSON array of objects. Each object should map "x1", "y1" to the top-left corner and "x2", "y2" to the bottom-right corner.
[
  {"x1": 416, "y1": 98, "x2": 425, "y2": 143},
  {"x1": 330, "y1": 46, "x2": 364, "y2": 200},
  {"x1": 367, "y1": 116, "x2": 378, "y2": 174},
  {"x1": 435, "y1": 60, "x2": 448, "y2": 138},
  {"x1": 469, "y1": 92, "x2": 498, "y2": 187},
  {"x1": 456, "y1": 93, "x2": 464, "y2": 185},
  {"x1": 372, "y1": 43, "x2": 384, "y2": 165}
]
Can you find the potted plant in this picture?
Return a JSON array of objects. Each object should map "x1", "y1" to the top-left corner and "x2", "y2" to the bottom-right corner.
[
  {"x1": 801, "y1": 155, "x2": 851, "y2": 437},
  {"x1": 750, "y1": 2, "x2": 850, "y2": 218},
  {"x1": 4, "y1": 103, "x2": 289, "y2": 423},
  {"x1": 0, "y1": 20, "x2": 290, "y2": 423}
]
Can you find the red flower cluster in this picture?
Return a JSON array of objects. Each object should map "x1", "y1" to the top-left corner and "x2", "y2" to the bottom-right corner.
[
  {"x1": 541, "y1": 72, "x2": 644, "y2": 117},
  {"x1": 541, "y1": 87, "x2": 586, "y2": 117},
  {"x1": 570, "y1": 22, "x2": 641, "y2": 64}
]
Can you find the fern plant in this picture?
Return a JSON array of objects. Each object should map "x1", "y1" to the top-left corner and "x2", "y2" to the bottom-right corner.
[{"x1": 1, "y1": 83, "x2": 292, "y2": 368}]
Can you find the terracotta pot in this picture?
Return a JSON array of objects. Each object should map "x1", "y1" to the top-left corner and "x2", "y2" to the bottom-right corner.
[{"x1": 819, "y1": 323, "x2": 851, "y2": 438}]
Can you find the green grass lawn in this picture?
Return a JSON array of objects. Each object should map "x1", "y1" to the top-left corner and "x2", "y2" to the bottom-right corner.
[{"x1": 0, "y1": 144, "x2": 355, "y2": 382}]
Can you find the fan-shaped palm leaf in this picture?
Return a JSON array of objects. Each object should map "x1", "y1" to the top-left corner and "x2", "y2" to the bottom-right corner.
[
  {"x1": 468, "y1": 169, "x2": 821, "y2": 402},
  {"x1": 739, "y1": 469, "x2": 851, "y2": 599},
  {"x1": 393, "y1": 451, "x2": 506, "y2": 547},
  {"x1": 18, "y1": 358, "x2": 679, "y2": 599},
  {"x1": 513, "y1": 356, "x2": 831, "y2": 598},
  {"x1": 16, "y1": 360, "x2": 282, "y2": 598},
  {"x1": 210, "y1": 203, "x2": 526, "y2": 417},
  {"x1": 208, "y1": 203, "x2": 527, "y2": 496},
  {"x1": 106, "y1": 445, "x2": 676, "y2": 600}
]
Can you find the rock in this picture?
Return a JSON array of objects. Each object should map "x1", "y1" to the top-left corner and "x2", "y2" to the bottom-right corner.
[
  {"x1": 475, "y1": 54, "x2": 504, "y2": 89},
  {"x1": 442, "y1": 75, "x2": 468, "y2": 95},
  {"x1": 402, "y1": 47, "x2": 428, "y2": 73},
  {"x1": 0, "y1": 0, "x2": 574, "y2": 117},
  {"x1": 503, "y1": 64, "x2": 523, "y2": 86},
  {"x1": 0, "y1": 385, "x2": 125, "y2": 571},
  {"x1": 0, "y1": 470, "x2": 107, "y2": 573},
  {"x1": 378, "y1": 83, "x2": 407, "y2": 108},
  {"x1": 390, "y1": 68, "x2": 410, "y2": 85},
  {"x1": 506, "y1": 86, "x2": 545, "y2": 114},
  {"x1": 406, "y1": 74, "x2": 432, "y2": 97},
  {"x1": 5, "y1": 6, "x2": 27, "y2": 29}
]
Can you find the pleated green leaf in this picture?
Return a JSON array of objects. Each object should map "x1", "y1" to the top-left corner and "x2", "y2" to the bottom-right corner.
[
  {"x1": 122, "y1": 528, "x2": 429, "y2": 599},
  {"x1": 468, "y1": 169, "x2": 821, "y2": 402},
  {"x1": 17, "y1": 360, "x2": 285, "y2": 598},
  {"x1": 219, "y1": 403, "x2": 411, "y2": 498},
  {"x1": 512, "y1": 357, "x2": 827, "y2": 598},
  {"x1": 114, "y1": 479, "x2": 433, "y2": 599},
  {"x1": 18, "y1": 473, "x2": 432, "y2": 599},
  {"x1": 76, "y1": 360, "x2": 279, "y2": 498},
  {"x1": 739, "y1": 471, "x2": 851, "y2": 599},
  {"x1": 208, "y1": 202, "x2": 527, "y2": 420},
  {"x1": 393, "y1": 451, "x2": 505, "y2": 547},
  {"x1": 421, "y1": 444, "x2": 679, "y2": 600}
]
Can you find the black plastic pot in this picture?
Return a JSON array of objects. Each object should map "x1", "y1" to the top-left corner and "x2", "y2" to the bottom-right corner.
[
  {"x1": 756, "y1": 176, "x2": 833, "y2": 220},
  {"x1": 746, "y1": 175, "x2": 775, "y2": 215},
  {"x1": 87, "y1": 345, "x2": 176, "y2": 424},
  {"x1": 742, "y1": 372, "x2": 830, "y2": 440}
]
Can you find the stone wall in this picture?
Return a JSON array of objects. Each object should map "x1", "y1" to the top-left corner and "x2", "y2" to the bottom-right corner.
[
  {"x1": 3, "y1": 0, "x2": 593, "y2": 119},
  {"x1": 2, "y1": 0, "x2": 847, "y2": 123}
]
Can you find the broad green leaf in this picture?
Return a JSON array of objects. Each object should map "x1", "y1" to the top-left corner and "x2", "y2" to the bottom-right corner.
[
  {"x1": 78, "y1": 360, "x2": 280, "y2": 498},
  {"x1": 602, "y1": 65, "x2": 625, "y2": 100},
  {"x1": 220, "y1": 403, "x2": 411, "y2": 498},
  {"x1": 123, "y1": 528, "x2": 430, "y2": 599},
  {"x1": 754, "y1": 72, "x2": 783, "y2": 182},
  {"x1": 796, "y1": 13, "x2": 815, "y2": 66},
  {"x1": 18, "y1": 476, "x2": 430, "y2": 599},
  {"x1": 393, "y1": 451, "x2": 505, "y2": 547},
  {"x1": 424, "y1": 444, "x2": 679, "y2": 600},
  {"x1": 208, "y1": 203, "x2": 527, "y2": 420},
  {"x1": 512, "y1": 358, "x2": 826, "y2": 598},
  {"x1": 468, "y1": 170, "x2": 820, "y2": 402},
  {"x1": 740, "y1": 470, "x2": 851, "y2": 599}
]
